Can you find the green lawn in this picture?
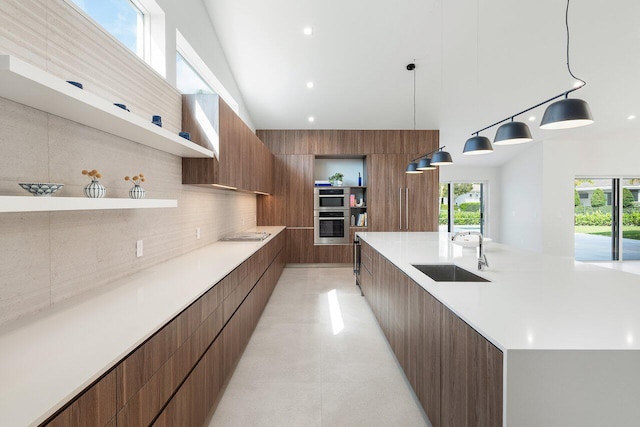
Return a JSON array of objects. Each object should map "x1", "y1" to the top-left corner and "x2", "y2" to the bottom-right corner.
[{"x1": 575, "y1": 225, "x2": 640, "y2": 240}]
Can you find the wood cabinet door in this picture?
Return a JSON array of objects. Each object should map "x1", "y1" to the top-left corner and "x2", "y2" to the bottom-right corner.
[
  {"x1": 368, "y1": 154, "x2": 405, "y2": 231},
  {"x1": 284, "y1": 155, "x2": 314, "y2": 227},
  {"x1": 405, "y1": 154, "x2": 439, "y2": 231},
  {"x1": 441, "y1": 307, "x2": 503, "y2": 427},
  {"x1": 45, "y1": 370, "x2": 117, "y2": 427}
]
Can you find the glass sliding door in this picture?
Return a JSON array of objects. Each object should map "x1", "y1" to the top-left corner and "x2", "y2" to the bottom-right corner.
[
  {"x1": 622, "y1": 178, "x2": 640, "y2": 260},
  {"x1": 574, "y1": 178, "x2": 621, "y2": 261},
  {"x1": 440, "y1": 182, "x2": 485, "y2": 234}
]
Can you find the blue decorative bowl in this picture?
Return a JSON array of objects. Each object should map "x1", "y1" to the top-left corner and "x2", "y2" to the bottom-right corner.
[
  {"x1": 66, "y1": 81, "x2": 83, "y2": 89},
  {"x1": 19, "y1": 183, "x2": 64, "y2": 197}
]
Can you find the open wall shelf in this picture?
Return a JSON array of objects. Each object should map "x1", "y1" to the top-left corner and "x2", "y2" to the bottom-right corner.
[
  {"x1": 0, "y1": 196, "x2": 177, "y2": 213},
  {"x1": 0, "y1": 55, "x2": 213, "y2": 159}
]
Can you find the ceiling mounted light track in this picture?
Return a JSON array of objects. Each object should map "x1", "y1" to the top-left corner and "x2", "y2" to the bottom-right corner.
[
  {"x1": 406, "y1": 146, "x2": 453, "y2": 174},
  {"x1": 463, "y1": 0, "x2": 593, "y2": 155}
]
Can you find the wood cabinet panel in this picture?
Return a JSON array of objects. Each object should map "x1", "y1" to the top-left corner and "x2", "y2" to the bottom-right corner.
[
  {"x1": 286, "y1": 228, "x2": 352, "y2": 264},
  {"x1": 182, "y1": 95, "x2": 273, "y2": 193},
  {"x1": 368, "y1": 154, "x2": 404, "y2": 231},
  {"x1": 365, "y1": 245, "x2": 501, "y2": 427},
  {"x1": 441, "y1": 307, "x2": 503, "y2": 427},
  {"x1": 45, "y1": 370, "x2": 116, "y2": 427},
  {"x1": 285, "y1": 155, "x2": 314, "y2": 227}
]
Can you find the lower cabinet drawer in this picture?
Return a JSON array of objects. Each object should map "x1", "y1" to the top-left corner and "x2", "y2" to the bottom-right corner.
[{"x1": 44, "y1": 370, "x2": 117, "y2": 427}]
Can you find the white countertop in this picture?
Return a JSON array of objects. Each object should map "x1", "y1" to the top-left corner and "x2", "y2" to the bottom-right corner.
[
  {"x1": 0, "y1": 226, "x2": 284, "y2": 427},
  {"x1": 357, "y1": 232, "x2": 640, "y2": 352}
]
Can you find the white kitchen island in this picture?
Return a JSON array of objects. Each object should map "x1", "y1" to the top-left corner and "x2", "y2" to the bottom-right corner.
[{"x1": 357, "y1": 231, "x2": 640, "y2": 427}]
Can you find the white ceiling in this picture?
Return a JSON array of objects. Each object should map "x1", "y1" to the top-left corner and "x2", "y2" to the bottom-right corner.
[{"x1": 203, "y1": 0, "x2": 640, "y2": 166}]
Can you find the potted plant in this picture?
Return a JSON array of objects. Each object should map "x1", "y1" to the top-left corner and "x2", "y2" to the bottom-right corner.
[{"x1": 329, "y1": 172, "x2": 344, "y2": 186}]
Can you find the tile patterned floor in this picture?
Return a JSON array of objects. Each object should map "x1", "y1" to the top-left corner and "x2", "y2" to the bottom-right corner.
[{"x1": 207, "y1": 267, "x2": 430, "y2": 427}]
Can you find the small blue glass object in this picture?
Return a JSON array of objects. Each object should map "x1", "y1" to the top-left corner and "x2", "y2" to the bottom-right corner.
[
  {"x1": 358, "y1": 172, "x2": 362, "y2": 186},
  {"x1": 66, "y1": 81, "x2": 83, "y2": 89},
  {"x1": 179, "y1": 131, "x2": 191, "y2": 140},
  {"x1": 152, "y1": 115, "x2": 162, "y2": 127},
  {"x1": 114, "y1": 103, "x2": 129, "y2": 112}
]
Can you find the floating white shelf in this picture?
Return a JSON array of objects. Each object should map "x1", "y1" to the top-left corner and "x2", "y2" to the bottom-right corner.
[
  {"x1": 0, "y1": 196, "x2": 177, "y2": 213},
  {"x1": 0, "y1": 55, "x2": 213, "y2": 159}
]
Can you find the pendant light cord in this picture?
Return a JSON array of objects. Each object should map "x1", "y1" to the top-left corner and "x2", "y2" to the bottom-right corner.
[
  {"x1": 566, "y1": 0, "x2": 586, "y2": 88},
  {"x1": 413, "y1": 59, "x2": 416, "y2": 130}
]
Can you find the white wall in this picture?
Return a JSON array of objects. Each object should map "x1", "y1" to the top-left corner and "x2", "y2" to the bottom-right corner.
[
  {"x1": 499, "y1": 143, "x2": 544, "y2": 252},
  {"x1": 440, "y1": 165, "x2": 502, "y2": 241},
  {"x1": 157, "y1": 0, "x2": 255, "y2": 129},
  {"x1": 498, "y1": 133, "x2": 640, "y2": 257}
]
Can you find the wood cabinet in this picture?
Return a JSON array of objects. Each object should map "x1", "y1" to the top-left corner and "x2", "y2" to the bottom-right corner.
[
  {"x1": 286, "y1": 228, "x2": 352, "y2": 264},
  {"x1": 42, "y1": 232, "x2": 285, "y2": 427},
  {"x1": 361, "y1": 245, "x2": 502, "y2": 427},
  {"x1": 182, "y1": 94, "x2": 273, "y2": 194},
  {"x1": 441, "y1": 308, "x2": 503, "y2": 427},
  {"x1": 257, "y1": 155, "x2": 314, "y2": 228},
  {"x1": 369, "y1": 154, "x2": 439, "y2": 231}
]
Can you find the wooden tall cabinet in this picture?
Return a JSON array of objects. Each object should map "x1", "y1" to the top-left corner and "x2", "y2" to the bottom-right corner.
[{"x1": 369, "y1": 154, "x2": 439, "y2": 231}]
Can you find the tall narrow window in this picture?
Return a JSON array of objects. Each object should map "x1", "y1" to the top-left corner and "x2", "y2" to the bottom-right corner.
[
  {"x1": 71, "y1": 0, "x2": 145, "y2": 58},
  {"x1": 176, "y1": 53, "x2": 215, "y2": 95}
]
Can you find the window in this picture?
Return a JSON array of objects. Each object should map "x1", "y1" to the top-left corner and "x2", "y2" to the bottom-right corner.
[
  {"x1": 176, "y1": 53, "x2": 215, "y2": 95},
  {"x1": 440, "y1": 182, "x2": 486, "y2": 235},
  {"x1": 71, "y1": 0, "x2": 145, "y2": 58}
]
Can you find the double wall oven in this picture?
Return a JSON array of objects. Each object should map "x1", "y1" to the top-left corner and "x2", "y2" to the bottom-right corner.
[{"x1": 314, "y1": 187, "x2": 350, "y2": 245}]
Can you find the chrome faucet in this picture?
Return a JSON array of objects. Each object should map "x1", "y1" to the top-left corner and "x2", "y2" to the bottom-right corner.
[{"x1": 452, "y1": 231, "x2": 489, "y2": 271}]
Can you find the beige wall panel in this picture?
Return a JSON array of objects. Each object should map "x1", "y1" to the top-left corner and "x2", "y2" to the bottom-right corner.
[
  {"x1": 0, "y1": 212, "x2": 51, "y2": 325},
  {"x1": 0, "y1": 0, "x2": 48, "y2": 68}
]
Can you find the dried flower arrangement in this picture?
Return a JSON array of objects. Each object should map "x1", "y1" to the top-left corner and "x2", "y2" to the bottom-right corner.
[
  {"x1": 124, "y1": 174, "x2": 145, "y2": 185},
  {"x1": 82, "y1": 169, "x2": 102, "y2": 180}
]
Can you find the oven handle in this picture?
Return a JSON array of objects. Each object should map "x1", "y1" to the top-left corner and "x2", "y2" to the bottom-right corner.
[
  {"x1": 318, "y1": 217, "x2": 345, "y2": 220},
  {"x1": 318, "y1": 195, "x2": 346, "y2": 198}
]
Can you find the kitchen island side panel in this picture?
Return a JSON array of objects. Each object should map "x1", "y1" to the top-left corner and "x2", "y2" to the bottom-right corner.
[{"x1": 505, "y1": 350, "x2": 640, "y2": 426}]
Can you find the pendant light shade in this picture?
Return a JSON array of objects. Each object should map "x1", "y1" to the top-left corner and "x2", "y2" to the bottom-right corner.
[
  {"x1": 405, "y1": 162, "x2": 423, "y2": 174},
  {"x1": 493, "y1": 121, "x2": 533, "y2": 145},
  {"x1": 540, "y1": 98, "x2": 594, "y2": 130},
  {"x1": 417, "y1": 158, "x2": 436, "y2": 170},
  {"x1": 463, "y1": 136, "x2": 493, "y2": 155},
  {"x1": 430, "y1": 149, "x2": 453, "y2": 165}
]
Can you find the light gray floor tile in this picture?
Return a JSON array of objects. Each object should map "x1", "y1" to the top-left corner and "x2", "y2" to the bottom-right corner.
[{"x1": 207, "y1": 267, "x2": 429, "y2": 427}]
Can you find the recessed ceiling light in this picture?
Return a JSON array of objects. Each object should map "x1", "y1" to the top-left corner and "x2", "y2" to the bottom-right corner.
[
  {"x1": 308, "y1": 116, "x2": 315, "y2": 122},
  {"x1": 306, "y1": 81, "x2": 315, "y2": 89},
  {"x1": 303, "y1": 27, "x2": 313, "y2": 35},
  {"x1": 628, "y1": 115, "x2": 636, "y2": 120},
  {"x1": 528, "y1": 116, "x2": 536, "y2": 121}
]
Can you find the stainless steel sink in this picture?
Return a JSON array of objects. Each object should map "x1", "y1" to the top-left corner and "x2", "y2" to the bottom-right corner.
[{"x1": 411, "y1": 264, "x2": 490, "y2": 282}]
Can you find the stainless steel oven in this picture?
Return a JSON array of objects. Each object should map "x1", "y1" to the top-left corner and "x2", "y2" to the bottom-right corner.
[
  {"x1": 314, "y1": 209, "x2": 350, "y2": 245},
  {"x1": 314, "y1": 187, "x2": 350, "y2": 210}
]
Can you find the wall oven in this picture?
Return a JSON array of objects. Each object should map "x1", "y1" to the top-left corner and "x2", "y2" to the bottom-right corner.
[
  {"x1": 314, "y1": 209, "x2": 350, "y2": 245},
  {"x1": 314, "y1": 187, "x2": 350, "y2": 210}
]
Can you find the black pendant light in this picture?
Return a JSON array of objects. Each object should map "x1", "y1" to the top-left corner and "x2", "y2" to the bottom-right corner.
[
  {"x1": 405, "y1": 162, "x2": 423, "y2": 174},
  {"x1": 463, "y1": 135, "x2": 493, "y2": 155},
  {"x1": 461, "y1": 0, "x2": 593, "y2": 157},
  {"x1": 540, "y1": 97, "x2": 593, "y2": 129},
  {"x1": 431, "y1": 149, "x2": 453, "y2": 165},
  {"x1": 417, "y1": 157, "x2": 436, "y2": 170},
  {"x1": 494, "y1": 120, "x2": 533, "y2": 145}
]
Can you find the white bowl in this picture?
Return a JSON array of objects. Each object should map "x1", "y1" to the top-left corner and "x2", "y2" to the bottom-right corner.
[{"x1": 452, "y1": 235, "x2": 492, "y2": 248}]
